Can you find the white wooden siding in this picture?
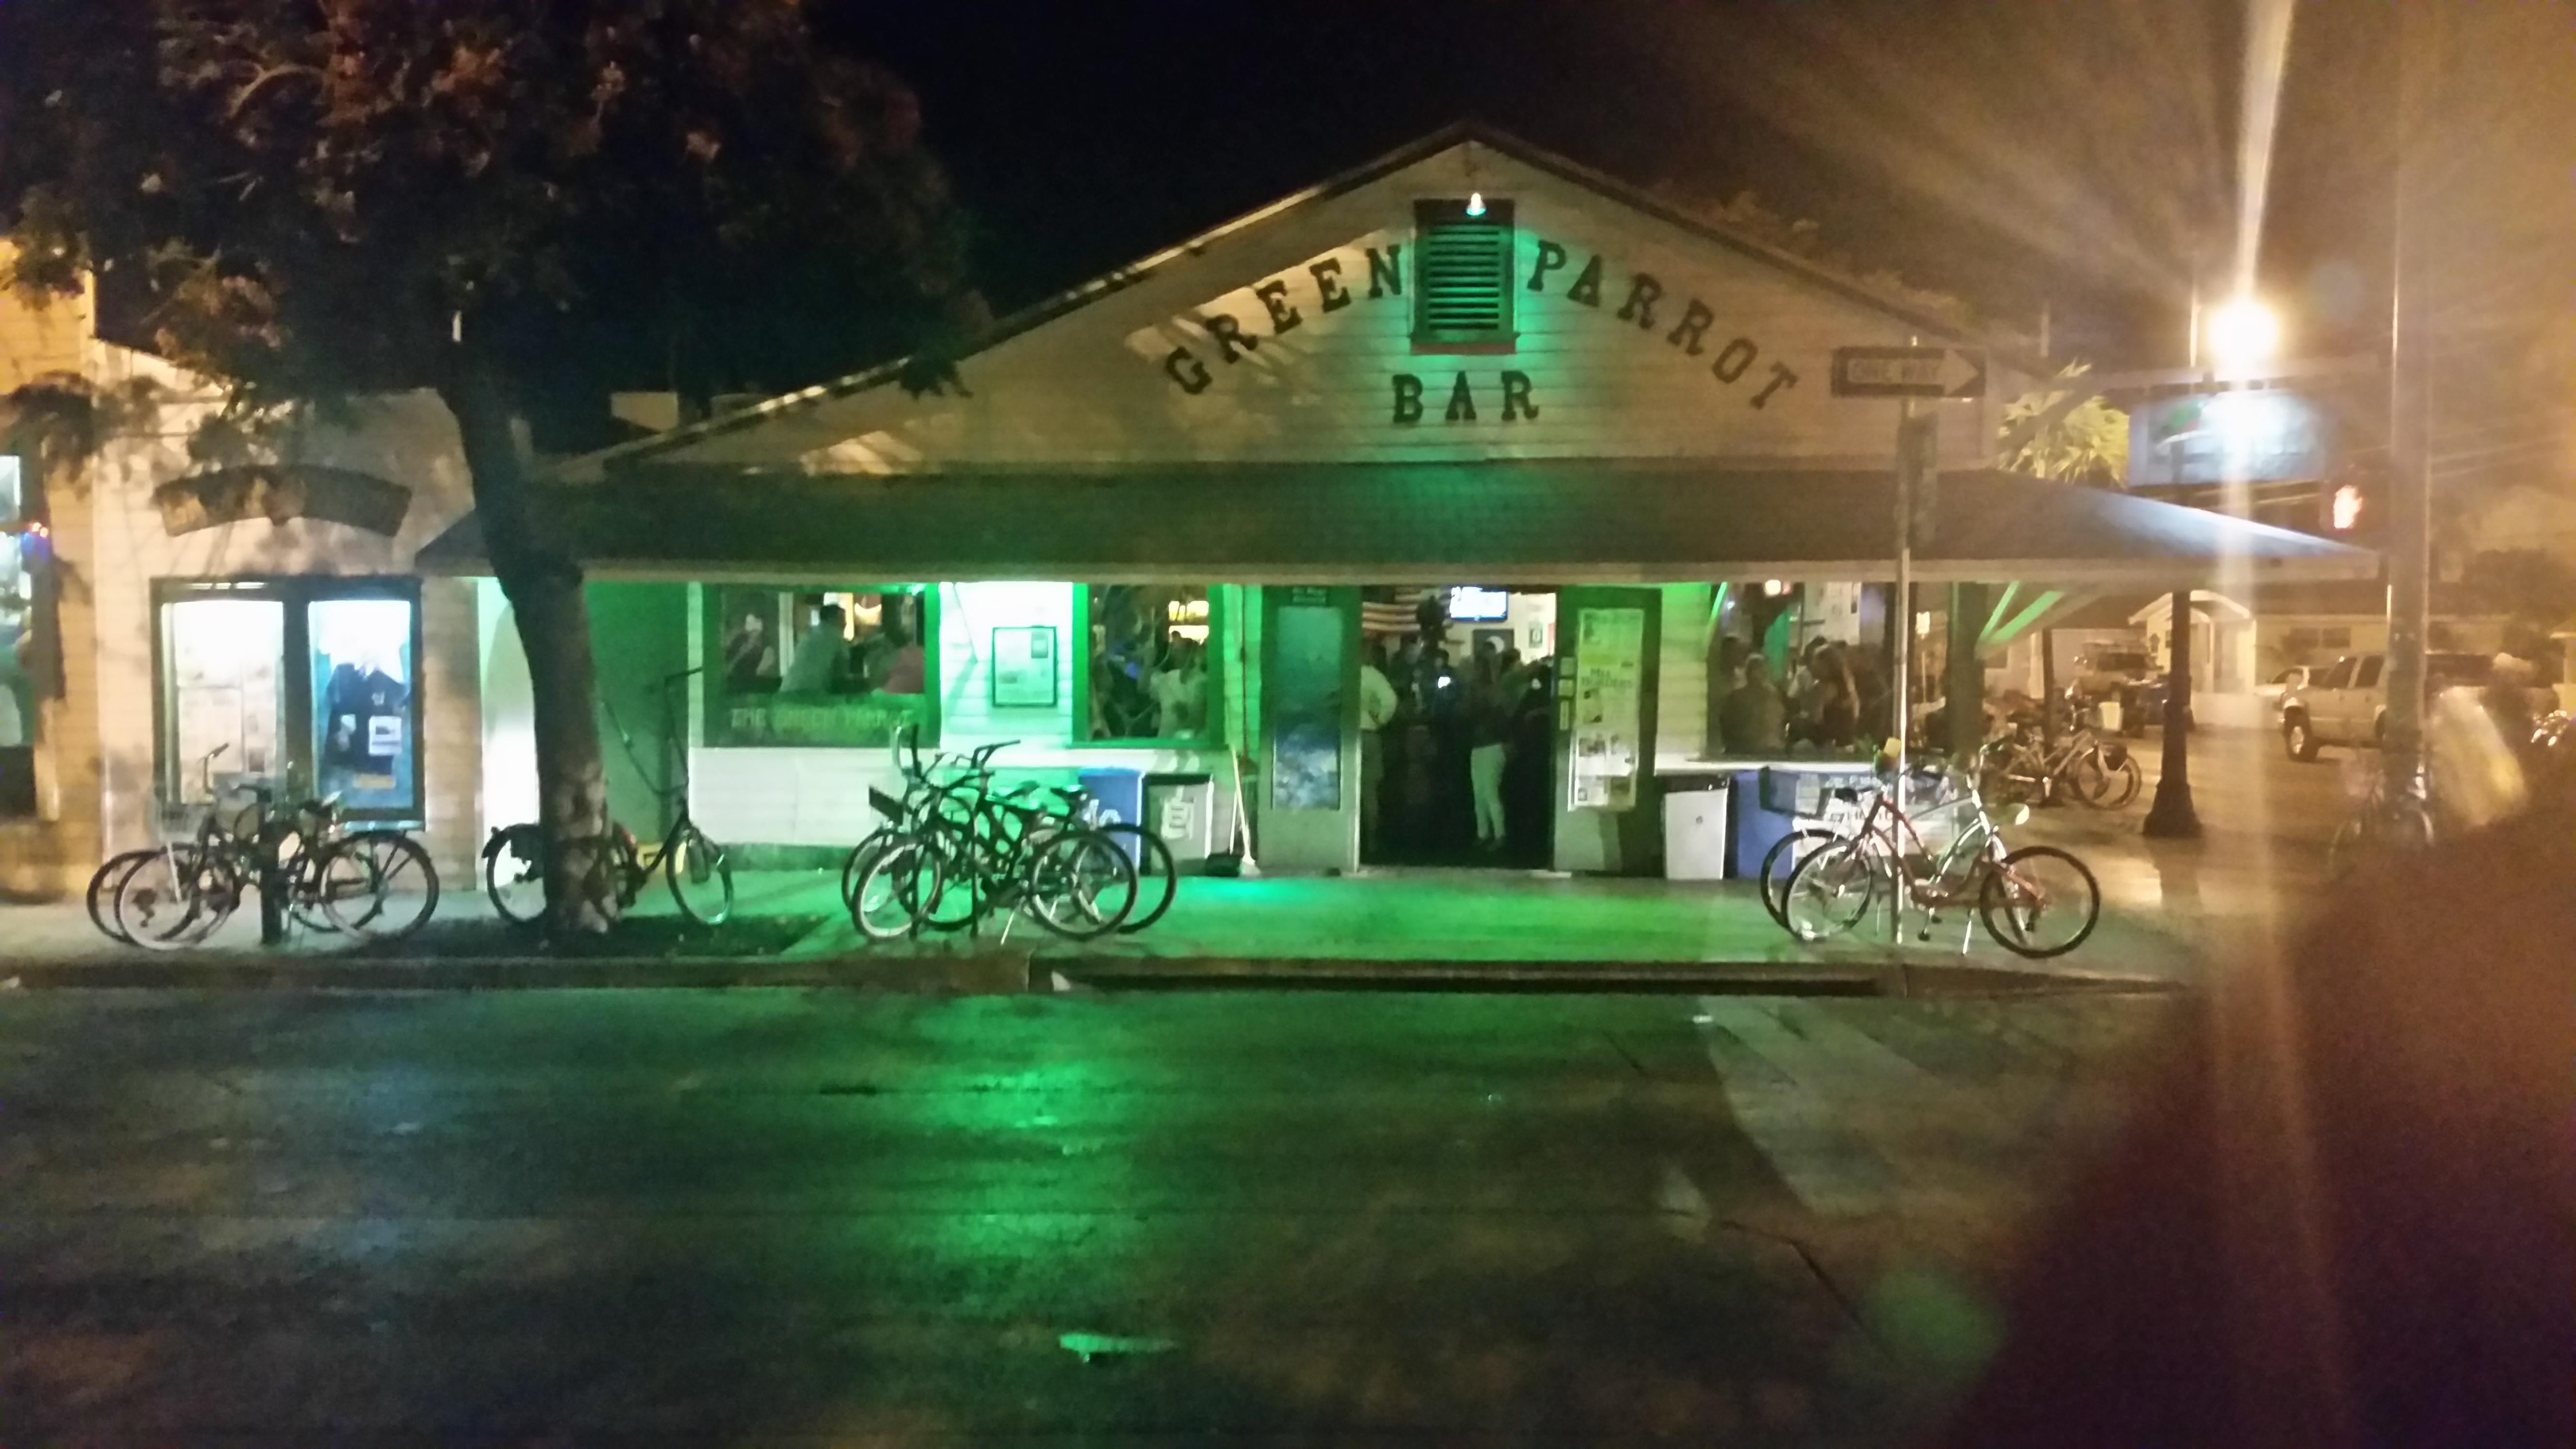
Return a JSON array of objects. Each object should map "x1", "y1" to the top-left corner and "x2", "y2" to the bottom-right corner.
[{"x1": 652, "y1": 143, "x2": 1996, "y2": 477}]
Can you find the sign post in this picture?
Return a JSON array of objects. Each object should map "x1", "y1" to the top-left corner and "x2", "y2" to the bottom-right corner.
[{"x1": 1835, "y1": 345, "x2": 1980, "y2": 944}]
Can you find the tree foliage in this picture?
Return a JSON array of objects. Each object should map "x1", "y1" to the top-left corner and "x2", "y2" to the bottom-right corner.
[
  {"x1": 0, "y1": 0, "x2": 967, "y2": 929},
  {"x1": 1999, "y1": 362, "x2": 2128, "y2": 486}
]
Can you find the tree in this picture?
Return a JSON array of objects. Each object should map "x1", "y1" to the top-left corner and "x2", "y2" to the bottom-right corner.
[
  {"x1": 0, "y1": 0, "x2": 966, "y2": 930},
  {"x1": 1998, "y1": 362, "x2": 2128, "y2": 487}
]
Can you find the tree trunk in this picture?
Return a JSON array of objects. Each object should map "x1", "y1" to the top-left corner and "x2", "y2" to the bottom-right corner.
[
  {"x1": 439, "y1": 356, "x2": 620, "y2": 934},
  {"x1": 2142, "y1": 589, "x2": 2202, "y2": 838}
]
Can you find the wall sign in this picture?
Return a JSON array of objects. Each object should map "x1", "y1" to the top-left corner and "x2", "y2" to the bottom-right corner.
[
  {"x1": 990, "y1": 625, "x2": 1058, "y2": 708},
  {"x1": 1151, "y1": 231, "x2": 1803, "y2": 422}
]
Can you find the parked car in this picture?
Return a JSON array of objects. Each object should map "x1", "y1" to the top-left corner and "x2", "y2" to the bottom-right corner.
[
  {"x1": 2072, "y1": 648, "x2": 2154, "y2": 701},
  {"x1": 2115, "y1": 675, "x2": 2181, "y2": 737},
  {"x1": 2277, "y1": 651, "x2": 2496, "y2": 760},
  {"x1": 2255, "y1": 665, "x2": 2309, "y2": 708}
]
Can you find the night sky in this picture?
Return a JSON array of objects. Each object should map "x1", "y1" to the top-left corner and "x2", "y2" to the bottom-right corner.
[{"x1": 822, "y1": 0, "x2": 2433, "y2": 371}]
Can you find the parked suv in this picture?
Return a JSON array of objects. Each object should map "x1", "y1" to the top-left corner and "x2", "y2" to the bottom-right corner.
[
  {"x1": 2072, "y1": 648, "x2": 2154, "y2": 701},
  {"x1": 2278, "y1": 651, "x2": 2494, "y2": 760}
]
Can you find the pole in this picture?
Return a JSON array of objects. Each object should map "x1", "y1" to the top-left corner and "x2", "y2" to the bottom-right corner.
[
  {"x1": 2382, "y1": 0, "x2": 2435, "y2": 815},
  {"x1": 1890, "y1": 397, "x2": 1929, "y2": 944},
  {"x1": 2142, "y1": 589, "x2": 2202, "y2": 837}
]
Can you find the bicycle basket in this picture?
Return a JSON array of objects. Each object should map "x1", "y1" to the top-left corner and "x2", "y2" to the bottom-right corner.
[{"x1": 151, "y1": 794, "x2": 215, "y2": 844}]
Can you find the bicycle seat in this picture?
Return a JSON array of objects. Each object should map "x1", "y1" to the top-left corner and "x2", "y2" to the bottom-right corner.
[
  {"x1": 867, "y1": 787, "x2": 906, "y2": 820},
  {"x1": 1000, "y1": 781, "x2": 1044, "y2": 802}
]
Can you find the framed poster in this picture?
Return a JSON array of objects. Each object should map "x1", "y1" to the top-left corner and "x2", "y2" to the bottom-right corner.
[{"x1": 990, "y1": 625, "x2": 1058, "y2": 708}]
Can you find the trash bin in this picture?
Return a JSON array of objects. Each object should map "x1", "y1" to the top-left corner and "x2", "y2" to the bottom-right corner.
[
  {"x1": 1142, "y1": 772, "x2": 1217, "y2": 871},
  {"x1": 1076, "y1": 767, "x2": 1145, "y2": 829},
  {"x1": 1660, "y1": 775, "x2": 1731, "y2": 881}
]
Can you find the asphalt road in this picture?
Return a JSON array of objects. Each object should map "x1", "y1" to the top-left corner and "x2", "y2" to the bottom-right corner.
[{"x1": 0, "y1": 988, "x2": 2186, "y2": 1447}]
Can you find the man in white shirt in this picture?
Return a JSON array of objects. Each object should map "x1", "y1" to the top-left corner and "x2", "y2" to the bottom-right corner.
[{"x1": 1358, "y1": 642, "x2": 1400, "y2": 854}]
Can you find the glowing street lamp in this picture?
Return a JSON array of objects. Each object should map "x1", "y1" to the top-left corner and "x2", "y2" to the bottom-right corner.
[{"x1": 2204, "y1": 295, "x2": 2282, "y2": 375}]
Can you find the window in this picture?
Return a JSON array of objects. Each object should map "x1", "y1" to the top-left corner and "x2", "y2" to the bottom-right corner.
[
  {"x1": 1412, "y1": 198, "x2": 1515, "y2": 351},
  {"x1": 154, "y1": 578, "x2": 422, "y2": 821},
  {"x1": 0, "y1": 454, "x2": 35, "y2": 816},
  {"x1": 1081, "y1": 584, "x2": 1215, "y2": 742},
  {"x1": 2321, "y1": 626, "x2": 2353, "y2": 649},
  {"x1": 2354, "y1": 656, "x2": 2383, "y2": 689},
  {"x1": 2319, "y1": 657, "x2": 2355, "y2": 690},
  {"x1": 704, "y1": 584, "x2": 935, "y2": 747}
]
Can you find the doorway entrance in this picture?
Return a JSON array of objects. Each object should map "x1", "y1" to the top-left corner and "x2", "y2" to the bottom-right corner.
[{"x1": 1359, "y1": 585, "x2": 1561, "y2": 869}]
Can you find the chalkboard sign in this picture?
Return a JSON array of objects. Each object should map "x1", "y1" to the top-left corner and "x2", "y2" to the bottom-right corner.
[{"x1": 990, "y1": 626, "x2": 1058, "y2": 708}]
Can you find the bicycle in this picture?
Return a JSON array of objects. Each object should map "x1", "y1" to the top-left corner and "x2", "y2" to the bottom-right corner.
[
  {"x1": 1978, "y1": 719, "x2": 2141, "y2": 809},
  {"x1": 483, "y1": 668, "x2": 733, "y2": 928},
  {"x1": 2326, "y1": 756, "x2": 2434, "y2": 880},
  {"x1": 1782, "y1": 760, "x2": 2101, "y2": 959},
  {"x1": 840, "y1": 724, "x2": 1176, "y2": 938},
  {"x1": 107, "y1": 744, "x2": 440, "y2": 949},
  {"x1": 844, "y1": 727, "x2": 1139, "y2": 943}
]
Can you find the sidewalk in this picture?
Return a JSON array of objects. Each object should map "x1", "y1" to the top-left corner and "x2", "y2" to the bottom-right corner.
[{"x1": 0, "y1": 852, "x2": 2199, "y2": 992}]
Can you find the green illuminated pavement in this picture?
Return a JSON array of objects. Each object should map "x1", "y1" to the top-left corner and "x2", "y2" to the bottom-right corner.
[{"x1": 0, "y1": 986, "x2": 2188, "y2": 1445}]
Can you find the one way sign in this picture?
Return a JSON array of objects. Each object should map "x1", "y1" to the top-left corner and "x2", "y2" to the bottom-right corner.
[{"x1": 1830, "y1": 346, "x2": 1986, "y2": 399}]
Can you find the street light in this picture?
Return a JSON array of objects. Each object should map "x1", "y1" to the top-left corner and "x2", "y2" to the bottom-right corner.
[{"x1": 2204, "y1": 295, "x2": 2282, "y2": 375}]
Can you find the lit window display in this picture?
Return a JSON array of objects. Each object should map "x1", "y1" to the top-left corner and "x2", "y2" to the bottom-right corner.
[
  {"x1": 706, "y1": 584, "x2": 934, "y2": 747},
  {"x1": 1083, "y1": 584, "x2": 1212, "y2": 741},
  {"x1": 309, "y1": 597, "x2": 417, "y2": 811},
  {"x1": 153, "y1": 579, "x2": 422, "y2": 819}
]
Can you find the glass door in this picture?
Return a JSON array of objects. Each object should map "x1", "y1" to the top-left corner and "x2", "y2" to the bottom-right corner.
[{"x1": 1256, "y1": 585, "x2": 1360, "y2": 872}]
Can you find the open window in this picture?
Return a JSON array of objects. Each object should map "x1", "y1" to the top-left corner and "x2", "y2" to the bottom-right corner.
[
  {"x1": 704, "y1": 584, "x2": 936, "y2": 747},
  {"x1": 1079, "y1": 584, "x2": 1219, "y2": 742},
  {"x1": 1412, "y1": 197, "x2": 1516, "y2": 353}
]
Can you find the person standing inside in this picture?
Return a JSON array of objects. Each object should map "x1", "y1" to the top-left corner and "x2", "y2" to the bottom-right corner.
[
  {"x1": 781, "y1": 602, "x2": 849, "y2": 694},
  {"x1": 1358, "y1": 641, "x2": 1400, "y2": 854},
  {"x1": 1466, "y1": 651, "x2": 1512, "y2": 852},
  {"x1": 1721, "y1": 653, "x2": 1788, "y2": 755}
]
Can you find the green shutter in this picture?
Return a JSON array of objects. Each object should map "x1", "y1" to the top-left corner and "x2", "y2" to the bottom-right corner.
[{"x1": 1412, "y1": 199, "x2": 1515, "y2": 347}]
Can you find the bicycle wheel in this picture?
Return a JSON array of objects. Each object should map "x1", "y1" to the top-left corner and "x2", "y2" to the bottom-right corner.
[
  {"x1": 1758, "y1": 828, "x2": 1841, "y2": 932},
  {"x1": 852, "y1": 837, "x2": 942, "y2": 942},
  {"x1": 482, "y1": 823, "x2": 548, "y2": 928},
  {"x1": 1027, "y1": 828, "x2": 1138, "y2": 940},
  {"x1": 87, "y1": 849, "x2": 156, "y2": 944},
  {"x1": 1783, "y1": 837, "x2": 1878, "y2": 944},
  {"x1": 323, "y1": 831, "x2": 440, "y2": 940},
  {"x1": 1977, "y1": 845, "x2": 2101, "y2": 958},
  {"x1": 113, "y1": 845, "x2": 233, "y2": 951},
  {"x1": 839, "y1": 829, "x2": 898, "y2": 912},
  {"x1": 1095, "y1": 821, "x2": 1180, "y2": 933},
  {"x1": 663, "y1": 821, "x2": 735, "y2": 926}
]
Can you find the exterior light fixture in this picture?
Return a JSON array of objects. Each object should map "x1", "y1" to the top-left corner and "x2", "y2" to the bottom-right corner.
[
  {"x1": 2331, "y1": 482, "x2": 2363, "y2": 531},
  {"x1": 1761, "y1": 579, "x2": 1786, "y2": 597},
  {"x1": 1465, "y1": 191, "x2": 1485, "y2": 218}
]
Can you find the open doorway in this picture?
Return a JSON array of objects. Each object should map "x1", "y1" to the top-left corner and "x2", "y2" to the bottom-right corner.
[{"x1": 1359, "y1": 584, "x2": 1559, "y2": 869}]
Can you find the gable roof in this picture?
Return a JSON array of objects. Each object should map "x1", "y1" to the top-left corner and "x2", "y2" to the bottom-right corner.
[{"x1": 558, "y1": 122, "x2": 2039, "y2": 483}]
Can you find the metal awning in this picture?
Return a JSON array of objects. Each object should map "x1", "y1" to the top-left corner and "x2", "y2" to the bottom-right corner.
[{"x1": 415, "y1": 461, "x2": 2377, "y2": 586}]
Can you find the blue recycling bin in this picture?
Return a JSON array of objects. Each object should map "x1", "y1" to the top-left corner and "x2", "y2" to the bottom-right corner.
[{"x1": 1076, "y1": 766, "x2": 1145, "y2": 829}]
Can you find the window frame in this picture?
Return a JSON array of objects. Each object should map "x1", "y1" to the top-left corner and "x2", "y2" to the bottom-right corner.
[
  {"x1": 148, "y1": 575, "x2": 427, "y2": 824},
  {"x1": 1071, "y1": 583, "x2": 1228, "y2": 749},
  {"x1": 698, "y1": 581, "x2": 942, "y2": 750},
  {"x1": 1410, "y1": 197, "x2": 1518, "y2": 355}
]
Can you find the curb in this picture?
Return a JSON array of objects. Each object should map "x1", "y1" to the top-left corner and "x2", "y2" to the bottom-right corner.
[{"x1": 0, "y1": 950, "x2": 2182, "y2": 998}]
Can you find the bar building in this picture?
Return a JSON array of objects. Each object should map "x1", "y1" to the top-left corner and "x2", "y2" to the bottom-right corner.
[{"x1": 424, "y1": 126, "x2": 2367, "y2": 877}]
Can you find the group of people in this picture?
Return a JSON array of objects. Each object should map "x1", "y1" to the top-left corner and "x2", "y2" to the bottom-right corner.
[
  {"x1": 1091, "y1": 632, "x2": 1208, "y2": 740},
  {"x1": 1360, "y1": 631, "x2": 1555, "y2": 860},
  {"x1": 724, "y1": 600, "x2": 925, "y2": 697},
  {"x1": 1708, "y1": 635, "x2": 1891, "y2": 756}
]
